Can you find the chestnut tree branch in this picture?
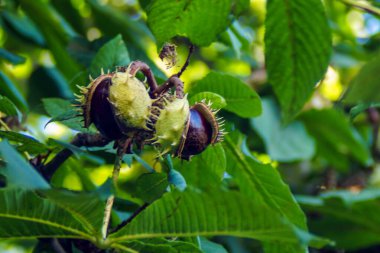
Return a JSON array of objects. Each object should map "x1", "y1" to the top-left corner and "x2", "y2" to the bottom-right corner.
[
  {"x1": 338, "y1": 0, "x2": 380, "y2": 17},
  {"x1": 41, "y1": 133, "x2": 110, "y2": 181},
  {"x1": 176, "y1": 44, "x2": 194, "y2": 78},
  {"x1": 128, "y1": 61, "x2": 159, "y2": 95}
]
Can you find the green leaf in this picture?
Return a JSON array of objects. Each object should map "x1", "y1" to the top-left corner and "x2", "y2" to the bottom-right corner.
[
  {"x1": 132, "y1": 173, "x2": 169, "y2": 203},
  {"x1": 165, "y1": 156, "x2": 187, "y2": 191},
  {"x1": 42, "y1": 98, "x2": 90, "y2": 132},
  {"x1": 251, "y1": 98, "x2": 315, "y2": 162},
  {"x1": 41, "y1": 189, "x2": 105, "y2": 235},
  {"x1": 0, "y1": 72, "x2": 28, "y2": 112},
  {"x1": 223, "y1": 136, "x2": 306, "y2": 229},
  {"x1": 117, "y1": 238, "x2": 202, "y2": 253},
  {"x1": 0, "y1": 130, "x2": 48, "y2": 154},
  {"x1": 168, "y1": 169, "x2": 187, "y2": 191},
  {"x1": 146, "y1": 0, "x2": 232, "y2": 47},
  {"x1": 232, "y1": 0, "x2": 250, "y2": 16},
  {"x1": 27, "y1": 67, "x2": 73, "y2": 107},
  {"x1": 189, "y1": 92, "x2": 227, "y2": 109},
  {"x1": 300, "y1": 109, "x2": 372, "y2": 171},
  {"x1": 87, "y1": 0, "x2": 154, "y2": 48},
  {"x1": 1, "y1": 11, "x2": 46, "y2": 47},
  {"x1": 0, "y1": 95, "x2": 19, "y2": 118},
  {"x1": 109, "y1": 189, "x2": 299, "y2": 243},
  {"x1": 298, "y1": 189, "x2": 380, "y2": 250},
  {"x1": 20, "y1": 0, "x2": 81, "y2": 82},
  {"x1": 0, "y1": 49, "x2": 26, "y2": 65},
  {"x1": 350, "y1": 102, "x2": 380, "y2": 120},
  {"x1": 190, "y1": 71, "x2": 261, "y2": 118},
  {"x1": 344, "y1": 52, "x2": 380, "y2": 103},
  {"x1": 0, "y1": 188, "x2": 93, "y2": 240},
  {"x1": 175, "y1": 143, "x2": 226, "y2": 190},
  {"x1": 90, "y1": 35, "x2": 130, "y2": 77},
  {"x1": 199, "y1": 237, "x2": 228, "y2": 253},
  {"x1": 0, "y1": 141, "x2": 49, "y2": 190},
  {"x1": 222, "y1": 135, "x2": 329, "y2": 252},
  {"x1": 265, "y1": 0, "x2": 332, "y2": 121}
]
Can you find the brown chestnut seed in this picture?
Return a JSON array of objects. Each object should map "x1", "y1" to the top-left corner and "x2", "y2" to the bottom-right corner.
[
  {"x1": 179, "y1": 108, "x2": 212, "y2": 159},
  {"x1": 77, "y1": 67, "x2": 152, "y2": 140},
  {"x1": 177, "y1": 102, "x2": 224, "y2": 160},
  {"x1": 79, "y1": 73, "x2": 123, "y2": 140}
]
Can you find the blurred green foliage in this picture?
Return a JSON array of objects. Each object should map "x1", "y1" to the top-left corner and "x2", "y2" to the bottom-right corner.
[{"x1": 0, "y1": 0, "x2": 380, "y2": 252}]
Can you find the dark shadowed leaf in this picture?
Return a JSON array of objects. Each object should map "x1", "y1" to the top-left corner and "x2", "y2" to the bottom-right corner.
[
  {"x1": 344, "y1": 52, "x2": 380, "y2": 104},
  {"x1": 0, "y1": 49, "x2": 26, "y2": 65},
  {"x1": 350, "y1": 102, "x2": 380, "y2": 120},
  {"x1": 0, "y1": 72, "x2": 28, "y2": 112},
  {"x1": 0, "y1": 95, "x2": 19, "y2": 118},
  {"x1": 298, "y1": 189, "x2": 380, "y2": 250},
  {"x1": 20, "y1": 0, "x2": 81, "y2": 82},
  {"x1": 251, "y1": 98, "x2": 315, "y2": 162},
  {"x1": 0, "y1": 141, "x2": 49, "y2": 189},
  {"x1": 1, "y1": 11, "x2": 46, "y2": 47},
  {"x1": 300, "y1": 109, "x2": 372, "y2": 171}
]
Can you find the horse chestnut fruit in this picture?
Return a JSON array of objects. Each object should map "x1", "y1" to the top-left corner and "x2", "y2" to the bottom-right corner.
[
  {"x1": 76, "y1": 61, "x2": 224, "y2": 159},
  {"x1": 77, "y1": 68, "x2": 151, "y2": 140}
]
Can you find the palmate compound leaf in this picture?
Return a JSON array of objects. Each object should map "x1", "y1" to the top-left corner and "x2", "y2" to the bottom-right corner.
[
  {"x1": 297, "y1": 189, "x2": 380, "y2": 250},
  {"x1": 223, "y1": 135, "x2": 330, "y2": 252},
  {"x1": 0, "y1": 188, "x2": 94, "y2": 241},
  {"x1": 108, "y1": 189, "x2": 301, "y2": 245},
  {"x1": 265, "y1": 0, "x2": 332, "y2": 121},
  {"x1": 116, "y1": 238, "x2": 203, "y2": 253}
]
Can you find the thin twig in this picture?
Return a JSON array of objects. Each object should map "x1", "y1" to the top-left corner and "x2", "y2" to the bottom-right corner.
[
  {"x1": 368, "y1": 108, "x2": 380, "y2": 157},
  {"x1": 338, "y1": 0, "x2": 380, "y2": 17},
  {"x1": 128, "y1": 61, "x2": 159, "y2": 96},
  {"x1": 41, "y1": 133, "x2": 110, "y2": 181},
  {"x1": 109, "y1": 203, "x2": 149, "y2": 233},
  {"x1": 101, "y1": 146, "x2": 123, "y2": 239},
  {"x1": 152, "y1": 76, "x2": 185, "y2": 99},
  {"x1": 176, "y1": 44, "x2": 194, "y2": 78}
]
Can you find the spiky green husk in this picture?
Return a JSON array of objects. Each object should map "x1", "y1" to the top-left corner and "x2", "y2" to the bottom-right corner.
[
  {"x1": 153, "y1": 95, "x2": 189, "y2": 155},
  {"x1": 109, "y1": 72, "x2": 152, "y2": 130}
]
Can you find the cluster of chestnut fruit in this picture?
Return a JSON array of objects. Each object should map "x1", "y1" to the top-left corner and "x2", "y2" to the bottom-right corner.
[{"x1": 76, "y1": 61, "x2": 224, "y2": 160}]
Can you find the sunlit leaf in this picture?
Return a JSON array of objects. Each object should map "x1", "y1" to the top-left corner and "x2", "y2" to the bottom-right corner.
[
  {"x1": 0, "y1": 141, "x2": 49, "y2": 190},
  {"x1": 89, "y1": 34, "x2": 130, "y2": 77},
  {"x1": 109, "y1": 189, "x2": 300, "y2": 243},
  {"x1": 190, "y1": 71, "x2": 261, "y2": 118},
  {"x1": 146, "y1": 0, "x2": 232, "y2": 47},
  {"x1": 265, "y1": 0, "x2": 331, "y2": 121}
]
